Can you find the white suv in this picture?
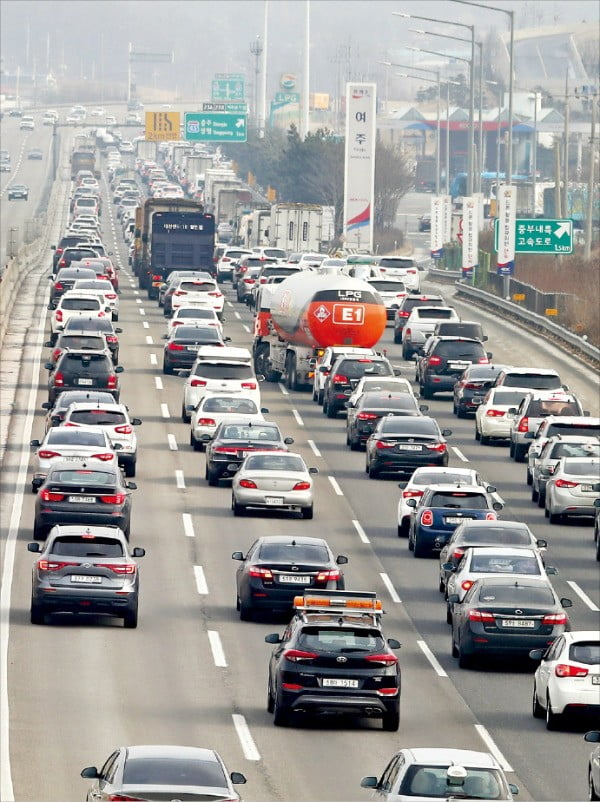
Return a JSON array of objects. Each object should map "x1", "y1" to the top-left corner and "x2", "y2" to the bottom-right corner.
[
  {"x1": 181, "y1": 347, "x2": 258, "y2": 422},
  {"x1": 62, "y1": 402, "x2": 142, "y2": 476},
  {"x1": 216, "y1": 248, "x2": 253, "y2": 281},
  {"x1": 376, "y1": 256, "x2": 421, "y2": 291},
  {"x1": 50, "y1": 292, "x2": 109, "y2": 343}
]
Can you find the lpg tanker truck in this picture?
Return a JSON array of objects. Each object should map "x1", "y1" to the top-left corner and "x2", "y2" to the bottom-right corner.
[{"x1": 252, "y1": 272, "x2": 387, "y2": 390}]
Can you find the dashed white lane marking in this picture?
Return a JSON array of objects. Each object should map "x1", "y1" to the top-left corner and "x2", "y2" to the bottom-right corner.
[
  {"x1": 379, "y1": 572, "x2": 402, "y2": 603},
  {"x1": 167, "y1": 434, "x2": 178, "y2": 451},
  {"x1": 150, "y1": 353, "x2": 157, "y2": 366},
  {"x1": 417, "y1": 640, "x2": 448, "y2": 678},
  {"x1": 182, "y1": 512, "x2": 194, "y2": 537},
  {"x1": 226, "y1": 300, "x2": 233, "y2": 307},
  {"x1": 145, "y1": 335, "x2": 153, "y2": 345},
  {"x1": 328, "y1": 476, "x2": 343, "y2": 496},
  {"x1": 352, "y1": 519, "x2": 370, "y2": 544},
  {"x1": 278, "y1": 383, "x2": 289, "y2": 396},
  {"x1": 193, "y1": 565, "x2": 209, "y2": 594},
  {"x1": 175, "y1": 470, "x2": 185, "y2": 488},
  {"x1": 234, "y1": 311, "x2": 241, "y2": 320},
  {"x1": 452, "y1": 446, "x2": 469, "y2": 463},
  {"x1": 474, "y1": 725, "x2": 513, "y2": 772},
  {"x1": 161, "y1": 403, "x2": 170, "y2": 419},
  {"x1": 243, "y1": 324, "x2": 250, "y2": 333},
  {"x1": 133, "y1": 290, "x2": 139, "y2": 295},
  {"x1": 154, "y1": 377, "x2": 163, "y2": 390},
  {"x1": 136, "y1": 298, "x2": 142, "y2": 304},
  {"x1": 232, "y1": 714, "x2": 261, "y2": 761},
  {"x1": 307, "y1": 439, "x2": 321, "y2": 457},
  {"x1": 139, "y1": 309, "x2": 145, "y2": 316},
  {"x1": 292, "y1": 409, "x2": 304, "y2": 427},
  {"x1": 142, "y1": 321, "x2": 149, "y2": 329},
  {"x1": 567, "y1": 580, "x2": 600, "y2": 612},
  {"x1": 208, "y1": 631, "x2": 227, "y2": 667}
]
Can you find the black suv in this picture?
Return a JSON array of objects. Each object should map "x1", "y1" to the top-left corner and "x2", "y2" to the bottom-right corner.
[
  {"x1": 265, "y1": 591, "x2": 401, "y2": 730},
  {"x1": 49, "y1": 267, "x2": 97, "y2": 304},
  {"x1": 323, "y1": 356, "x2": 394, "y2": 418},
  {"x1": 62, "y1": 318, "x2": 122, "y2": 363},
  {"x1": 46, "y1": 350, "x2": 123, "y2": 404},
  {"x1": 416, "y1": 337, "x2": 491, "y2": 399},
  {"x1": 52, "y1": 235, "x2": 95, "y2": 269},
  {"x1": 53, "y1": 246, "x2": 100, "y2": 272},
  {"x1": 452, "y1": 364, "x2": 508, "y2": 418},
  {"x1": 205, "y1": 420, "x2": 294, "y2": 485},
  {"x1": 393, "y1": 295, "x2": 445, "y2": 343}
]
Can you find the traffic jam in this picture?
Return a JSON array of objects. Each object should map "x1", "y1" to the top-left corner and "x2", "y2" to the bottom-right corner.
[{"x1": 6, "y1": 126, "x2": 600, "y2": 802}]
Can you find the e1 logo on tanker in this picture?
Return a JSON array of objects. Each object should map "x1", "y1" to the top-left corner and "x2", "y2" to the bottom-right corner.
[{"x1": 333, "y1": 304, "x2": 365, "y2": 325}]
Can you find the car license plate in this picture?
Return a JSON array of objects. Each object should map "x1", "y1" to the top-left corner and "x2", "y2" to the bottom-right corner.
[
  {"x1": 344, "y1": 388, "x2": 352, "y2": 395},
  {"x1": 398, "y1": 444, "x2": 422, "y2": 451},
  {"x1": 581, "y1": 484, "x2": 595, "y2": 492},
  {"x1": 265, "y1": 496, "x2": 284, "y2": 505},
  {"x1": 592, "y1": 676, "x2": 600, "y2": 685},
  {"x1": 472, "y1": 396, "x2": 483, "y2": 404},
  {"x1": 279, "y1": 575, "x2": 310, "y2": 583},
  {"x1": 68, "y1": 495, "x2": 96, "y2": 503},
  {"x1": 501, "y1": 619, "x2": 535, "y2": 628},
  {"x1": 77, "y1": 378, "x2": 93, "y2": 386},
  {"x1": 449, "y1": 361, "x2": 470, "y2": 369},
  {"x1": 70, "y1": 575, "x2": 102, "y2": 584},
  {"x1": 64, "y1": 456, "x2": 85, "y2": 462},
  {"x1": 322, "y1": 678, "x2": 359, "y2": 688},
  {"x1": 445, "y1": 516, "x2": 464, "y2": 524},
  {"x1": 187, "y1": 346, "x2": 199, "y2": 352}
]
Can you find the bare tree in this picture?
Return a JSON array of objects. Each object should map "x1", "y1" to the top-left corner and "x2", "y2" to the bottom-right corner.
[{"x1": 374, "y1": 139, "x2": 414, "y2": 229}]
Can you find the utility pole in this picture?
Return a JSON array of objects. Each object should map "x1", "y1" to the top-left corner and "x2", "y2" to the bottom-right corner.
[
  {"x1": 554, "y1": 139, "x2": 562, "y2": 218},
  {"x1": 250, "y1": 37, "x2": 263, "y2": 130},
  {"x1": 532, "y1": 92, "x2": 538, "y2": 216},
  {"x1": 302, "y1": 0, "x2": 310, "y2": 138},
  {"x1": 584, "y1": 90, "x2": 597, "y2": 261},
  {"x1": 260, "y1": 0, "x2": 269, "y2": 137},
  {"x1": 563, "y1": 67, "x2": 570, "y2": 219}
]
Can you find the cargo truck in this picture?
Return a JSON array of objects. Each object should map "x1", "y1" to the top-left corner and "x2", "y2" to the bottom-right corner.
[
  {"x1": 252, "y1": 272, "x2": 386, "y2": 390},
  {"x1": 70, "y1": 145, "x2": 98, "y2": 180},
  {"x1": 215, "y1": 186, "x2": 252, "y2": 225},
  {"x1": 182, "y1": 154, "x2": 214, "y2": 198},
  {"x1": 136, "y1": 140, "x2": 157, "y2": 162},
  {"x1": 204, "y1": 168, "x2": 239, "y2": 212},
  {"x1": 269, "y1": 203, "x2": 323, "y2": 252}
]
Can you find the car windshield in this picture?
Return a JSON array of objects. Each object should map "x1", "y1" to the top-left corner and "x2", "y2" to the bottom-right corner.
[
  {"x1": 244, "y1": 455, "x2": 304, "y2": 472},
  {"x1": 50, "y1": 470, "x2": 115, "y2": 485},
  {"x1": 400, "y1": 765, "x2": 504, "y2": 799},
  {"x1": 430, "y1": 492, "x2": 488, "y2": 509},
  {"x1": 298, "y1": 627, "x2": 385, "y2": 653},
  {"x1": 47, "y1": 430, "x2": 105, "y2": 446},
  {"x1": 470, "y1": 554, "x2": 540, "y2": 574},
  {"x1": 570, "y1": 642, "x2": 600, "y2": 665},
  {"x1": 50, "y1": 536, "x2": 123, "y2": 557},
  {"x1": 491, "y1": 390, "x2": 528, "y2": 406},
  {"x1": 478, "y1": 584, "x2": 554, "y2": 604},
  {"x1": 68, "y1": 410, "x2": 126, "y2": 426},
  {"x1": 502, "y1": 373, "x2": 561, "y2": 389},
  {"x1": 339, "y1": 360, "x2": 391, "y2": 378},
  {"x1": 222, "y1": 424, "x2": 278, "y2": 441},
  {"x1": 123, "y1": 757, "x2": 226, "y2": 787},
  {"x1": 203, "y1": 397, "x2": 257, "y2": 414},
  {"x1": 194, "y1": 364, "x2": 252, "y2": 379},
  {"x1": 258, "y1": 543, "x2": 328, "y2": 561}
]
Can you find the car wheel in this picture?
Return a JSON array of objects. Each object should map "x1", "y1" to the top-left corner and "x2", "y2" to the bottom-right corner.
[
  {"x1": 301, "y1": 505, "x2": 314, "y2": 520},
  {"x1": 413, "y1": 533, "x2": 430, "y2": 558},
  {"x1": 458, "y1": 640, "x2": 472, "y2": 669},
  {"x1": 30, "y1": 599, "x2": 45, "y2": 625},
  {"x1": 549, "y1": 510, "x2": 562, "y2": 525},
  {"x1": 33, "y1": 522, "x2": 47, "y2": 541},
  {"x1": 537, "y1": 490, "x2": 546, "y2": 508},
  {"x1": 162, "y1": 361, "x2": 173, "y2": 375},
  {"x1": 531, "y1": 484, "x2": 539, "y2": 503},
  {"x1": 181, "y1": 404, "x2": 190, "y2": 423},
  {"x1": 480, "y1": 433, "x2": 490, "y2": 445},
  {"x1": 474, "y1": 426, "x2": 481, "y2": 441},
  {"x1": 545, "y1": 693, "x2": 561, "y2": 730},
  {"x1": 267, "y1": 681, "x2": 275, "y2": 713},
  {"x1": 456, "y1": 405, "x2": 467, "y2": 419},
  {"x1": 526, "y1": 467, "x2": 533, "y2": 486},
  {"x1": 124, "y1": 460, "x2": 136, "y2": 478},
  {"x1": 532, "y1": 682, "x2": 544, "y2": 719},
  {"x1": 112, "y1": 312, "x2": 119, "y2": 321},
  {"x1": 397, "y1": 519, "x2": 409, "y2": 538},
  {"x1": 408, "y1": 529, "x2": 415, "y2": 551},
  {"x1": 326, "y1": 402, "x2": 337, "y2": 419},
  {"x1": 402, "y1": 342, "x2": 411, "y2": 361},
  {"x1": 273, "y1": 692, "x2": 290, "y2": 727},
  {"x1": 509, "y1": 441, "x2": 515, "y2": 458},
  {"x1": 317, "y1": 390, "x2": 324, "y2": 405},
  {"x1": 544, "y1": 503, "x2": 550, "y2": 518},
  {"x1": 590, "y1": 768, "x2": 600, "y2": 801},
  {"x1": 393, "y1": 330, "x2": 402, "y2": 344},
  {"x1": 123, "y1": 604, "x2": 138, "y2": 629},
  {"x1": 514, "y1": 444, "x2": 527, "y2": 463},
  {"x1": 421, "y1": 386, "x2": 434, "y2": 400},
  {"x1": 232, "y1": 495, "x2": 245, "y2": 516},
  {"x1": 239, "y1": 597, "x2": 253, "y2": 621},
  {"x1": 207, "y1": 468, "x2": 219, "y2": 487},
  {"x1": 451, "y1": 633, "x2": 459, "y2": 658},
  {"x1": 349, "y1": 435, "x2": 360, "y2": 451},
  {"x1": 452, "y1": 399, "x2": 458, "y2": 414},
  {"x1": 367, "y1": 463, "x2": 379, "y2": 479},
  {"x1": 446, "y1": 604, "x2": 453, "y2": 625},
  {"x1": 322, "y1": 398, "x2": 329, "y2": 415},
  {"x1": 381, "y1": 708, "x2": 400, "y2": 732}
]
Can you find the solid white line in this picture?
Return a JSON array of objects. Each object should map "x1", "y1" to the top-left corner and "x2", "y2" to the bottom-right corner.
[
  {"x1": 328, "y1": 476, "x2": 344, "y2": 496},
  {"x1": 307, "y1": 439, "x2": 321, "y2": 457},
  {"x1": 278, "y1": 382, "x2": 289, "y2": 396},
  {"x1": 139, "y1": 308, "x2": 145, "y2": 316},
  {"x1": 182, "y1": 512, "x2": 194, "y2": 537},
  {"x1": 142, "y1": 321, "x2": 149, "y2": 329},
  {"x1": 193, "y1": 565, "x2": 209, "y2": 594},
  {"x1": 352, "y1": 519, "x2": 370, "y2": 544},
  {"x1": 292, "y1": 409, "x2": 304, "y2": 427},
  {"x1": 232, "y1": 714, "x2": 261, "y2": 761},
  {"x1": 474, "y1": 724, "x2": 513, "y2": 772},
  {"x1": 566, "y1": 580, "x2": 600, "y2": 612},
  {"x1": 234, "y1": 311, "x2": 241, "y2": 320},
  {"x1": 243, "y1": 324, "x2": 250, "y2": 333},
  {"x1": 167, "y1": 434, "x2": 178, "y2": 451},
  {"x1": 208, "y1": 630, "x2": 227, "y2": 667},
  {"x1": 452, "y1": 446, "x2": 469, "y2": 463},
  {"x1": 417, "y1": 640, "x2": 448, "y2": 678},
  {"x1": 175, "y1": 470, "x2": 185, "y2": 489},
  {"x1": 161, "y1": 403, "x2": 170, "y2": 418},
  {"x1": 380, "y1": 572, "x2": 402, "y2": 603},
  {"x1": 145, "y1": 335, "x2": 153, "y2": 345},
  {"x1": 154, "y1": 377, "x2": 163, "y2": 390}
]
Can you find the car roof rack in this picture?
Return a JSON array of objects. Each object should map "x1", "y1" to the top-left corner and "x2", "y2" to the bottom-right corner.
[{"x1": 293, "y1": 590, "x2": 383, "y2": 622}]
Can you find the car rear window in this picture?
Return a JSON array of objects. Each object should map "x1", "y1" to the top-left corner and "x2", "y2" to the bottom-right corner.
[
  {"x1": 123, "y1": 758, "x2": 226, "y2": 787},
  {"x1": 178, "y1": 282, "x2": 215, "y2": 292},
  {"x1": 61, "y1": 298, "x2": 102, "y2": 311},
  {"x1": 50, "y1": 470, "x2": 114, "y2": 485},
  {"x1": 245, "y1": 454, "x2": 304, "y2": 472},
  {"x1": 403, "y1": 297, "x2": 443, "y2": 312},
  {"x1": 59, "y1": 335, "x2": 105, "y2": 350},
  {"x1": 551, "y1": 442, "x2": 600, "y2": 458},
  {"x1": 433, "y1": 342, "x2": 485, "y2": 359},
  {"x1": 491, "y1": 390, "x2": 529, "y2": 406},
  {"x1": 263, "y1": 249, "x2": 286, "y2": 259},
  {"x1": 416, "y1": 308, "x2": 455, "y2": 319},
  {"x1": 177, "y1": 308, "x2": 215, "y2": 320},
  {"x1": 528, "y1": 399, "x2": 580, "y2": 416},
  {"x1": 298, "y1": 627, "x2": 385, "y2": 652},
  {"x1": 369, "y1": 281, "x2": 405, "y2": 292},
  {"x1": 570, "y1": 642, "x2": 600, "y2": 665},
  {"x1": 413, "y1": 472, "x2": 474, "y2": 486},
  {"x1": 62, "y1": 354, "x2": 111, "y2": 375},
  {"x1": 470, "y1": 554, "x2": 540, "y2": 574},
  {"x1": 379, "y1": 258, "x2": 416, "y2": 268},
  {"x1": 222, "y1": 424, "x2": 279, "y2": 441},
  {"x1": 68, "y1": 410, "x2": 126, "y2": 425},
  {"x1": 64, "y1": 318, "x2": 114, "y2": 333},
  {"x1": 478, "y1": 584, "x2": 555, "y2": 604},
  {"x1": 381, "y1": 417, "x2": 439, "y2": 435},
  {"x1": 258, "y1": 543, "x2": 328, "y2": 562},
  {"x1": 545, "y1": 423, "x2": 600, "y2": 439},
  {"x1": 51, "y1": 536, "x2": 124, "y2": 557},
  {"x1": 458, "y1": 525, "x2": 532, "y2": 545},
  {"x1": 225, "y1": 251, "x2": 250, "y2": 259},
  {"x1": 561, "y1": 459, "x2": 600, "y2": 475},
  {"x1": 175, "y1": 327, "x2": 221, "y2": 341},
  {"x1": 194, "y1": 363, "x2": 253, "y2": 379},
  {"x1": 361, "y1": 394, "x2": 418, "y2": 411},
  {"x1": 502, "y1": 372, "x2": 561, "y2": 389},
  {"x1": 430, "y1": 492, "x2": 489, "y2": 509},
  {"x1": 338, "y1": 359, "x2": 391, "y2": 378},
  {"x1": 47, "y1": 430, "x2": 105, "y2": 446},
  {"x1": 203, "y1": 397, "x2": 257, "y2": 414},
  {"x1": 262, "y1": 266, "x2": 297, "y2": 276}
]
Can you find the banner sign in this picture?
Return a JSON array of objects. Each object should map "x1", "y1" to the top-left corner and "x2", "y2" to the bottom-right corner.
[
  {"x1": 430, "y1": 196, "x2": 444, "y2": 258},
  {"x1": 442, "y1": 195, "x2": 452, "y2": 244},
  {"x1": 461, "y1": 196, "x2": 479, "y2": 279},
  {"x1": 496, "y1": 184, "x2": 517, "y2": 275},
  {"x1": 343, "y1": 83, "x2": 376, "y2": 252}
]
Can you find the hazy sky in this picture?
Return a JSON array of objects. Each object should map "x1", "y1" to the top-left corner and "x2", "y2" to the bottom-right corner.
[{"x1": 1, "y1": 0, "x2": 598, "y2": 99}]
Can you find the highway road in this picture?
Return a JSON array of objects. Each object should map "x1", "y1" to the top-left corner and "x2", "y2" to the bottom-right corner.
[
  {"x1": 1, "y1": 149, "x2": 598, "y2": 802},
  {"x1": 0, "y1": 113, "x2": 55, "y2": 266}
]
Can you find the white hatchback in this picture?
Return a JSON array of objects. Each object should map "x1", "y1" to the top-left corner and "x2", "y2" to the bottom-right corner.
[
  {"x1": 170, "y1": 277, "x2": 224, "y2": 316},
  {"x1": 182, "y1": 349, "x2": 258, "y2": 422},
  {"x1": 30, "y1": 425, "x2": 116, "y2": 491},
  {"x1": 168, "y1": 304, "x2": 223, "y2": 336},
  {"x1": 72, "y1": 280, "x2": 120, "y2": 320},
  {"x1": 475, "y1": 388, "x2": 530, "y2": 444},
  {"x1": 377, "y1": 256, "x2": 421, "y2": 291},
  {"x1": 50, "y1": 292, "x2": 110, "y2": 342},
  {"x1": 190, "y1": 394, "x2": 266, "y2": 450}
]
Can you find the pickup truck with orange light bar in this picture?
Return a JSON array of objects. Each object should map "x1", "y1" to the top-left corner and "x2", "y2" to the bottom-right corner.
[
  {"x1": 264, "y1": 590, "x2": 401, "y2": 730},
  {"x1": 252, "y1": 272, "x2": 387, "y2": 391}
]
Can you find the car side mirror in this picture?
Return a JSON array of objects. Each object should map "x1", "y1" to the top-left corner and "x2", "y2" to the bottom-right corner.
[
  {"x1": 41, "y1": 402, "x2": 51, "y2": 409},
  {"x1": 44, "y1": 362, "x2": 54, "y2": 371},
  {"x1": 44, "y1": 341, "x2": 53, "y2": 348},
  {"x1": 584, "y1": 410, "x2": 591, "y2": 417},
  {"x1": 126, "y1": 482, "x2": 137, "y2": 490},
  {"x1": 441, "y1": 429, "x2": 452, "y2": 436},
  {"x1": 412, "y1": 353, "x2": 419, "y2": 361},
  {"x1": 318, "y1": 365, "x2": 328, "y2": 373},
  {"x1": 483, "y1": 335, "x2": 488, "y2": 341},
  {"x1": 27, "y1": 542, "x2": 41, "y2": 553},
  {"x1": 113, "y1": 443, "x2": 123, "y2": 450},
  {"x1": 162, "y1": 333, "x2": 168, "y2": 339},
  {"x1": 447, "y1": 593, "x2": 459, "y2": 604},
  {"x1": 80, "y1": 767, "x2": 99, "y2": 779},
  {"x1": 264, "y1": 633, "x2": 281, "y2": 644},
  {"x1": 509, "y1": 784, "x2": 519, "y2": 795},
  {"x1": 524, "y1": 432, "x2": 535, "y2": 440},
  {"x1": 387, "y1": 638, "x2": 401, "y2": 649},
  {"x1": 50, "y1": 245, "x2": 56, "y2": 250},
  {"x1": 560, "y1": 598, "x2": 573, "y2": 608},
  {"x1": 486, "y1": 352, "x2": 493, "y2": 359},
  {"x1": 360, "y1": 777, "x2": 378, "y2": 789},
  {"x1": 115, "y1": 327, "x2": 123, "y2": 333},
  {"x1": 406, "y1": 498, "x2": 417, "y2": 508},
  {"x1": 256, "y1": 374, "x2": 265, "y2": 382},
  {"x1": 230, "y1": 772, "x2": 246, "y2": 785},
  {"x1": 47, "y1": 304, "x2": 54, "y2": 310},
  {"x1": 283, "y1": 437, "x2": 294, "y2": 445},
  {"x1": 260, "y1": 407, "x2": 269, "y2": 413},
  {"x1": 485, "y1": 485, "x2": 497, "y2": 493},
  {"x1": 492, "y1": 501, "x2": 503, "y2": 511},
  {"x1": 594, "y1": 498, "x2": 600, "y2": 509},
  {"x1": 309, "y1": 467, "x2": 319, "y2": 474},
  {"x1": 561, "y1": 383, "x2": 569, "y2": 391},
  {"x1": 131, "y1": 418, "x2": 142, "y2": 425},
  {"x1": 179, "y1": 370, "x2": 191, "y2": 378},
  {"x1": 114, "y1": 366, "x2": 124, "y2": 373},
  {"x1": 344, "y1": 401, "x2": 354, "y2": 409},
  {"x1": 547, "y1": 464, "x2": 557, "y2": 475},
  {"x1": 336, "y1": 555, "x2": 348, "y2": 565},
  {"x1": 393, "y1": 367, "x2": 403, "y2": 376},
  {"x1": 132, "y1": 547, "x2": 145, "y2": 557},
  {"x1": 536, "y1": 539, "x2": 548, "y2": 549},
  {"x1": 585, "y1": 732, "x2": 600, "y2": 743},
  {"x1": 30, "y1": 439, "x2": 40, "y2": 448},
  {"x1": 231, "y1": 551, "x2": 244, "y2": 561},
  {"x1": 507, "y1": 407, "x2": 517, "y2": 416},
  {"x1": 442, "y1": 562, "x2": 455, "y2": 572},
  {"x1": 545, "y1": 566, "x2": 558, "y2": 575},
  {"x1": 224, "y1": 336, "x2": 232, "y2": 342},
  {"x1": 529, "y1": 648, "x2": 545, "y2": 661},
  {"x1": 419, "y1": 404, "x2": 429, "y2": 412},
  {"x1": 201, "y1": 434, "x2": 212, "y2": 441}
]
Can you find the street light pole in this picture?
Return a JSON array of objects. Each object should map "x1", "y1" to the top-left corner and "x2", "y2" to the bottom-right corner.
[
  {"x1": 584, "y1": 90, "x2": 597, "y2": 261},
  {"x1": 532, "y1": 91, "x2": 538, "y2": 216},
  {"x1": 563, "y1": 66, "x2": 570, "y2": 218}
]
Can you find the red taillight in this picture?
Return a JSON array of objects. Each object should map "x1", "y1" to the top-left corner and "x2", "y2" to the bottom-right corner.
[
  {"x1": 222, "y1": 257, "x2": 231, "y2": 262},
  {"x1": 105, "y1": 293, "x2": 117, "y2": 299},
  {"x1": 38, "y1": 449, "x2": 61, "y2": 459},
  {"x1": 102, "y1": 563, "x2": 136, "y2": 574},
  {"x1": 283, "y1": 649, "x2": 318, "y2": 662},
  {"x1": 91, "y1": 452, "x2": 115, "y2": 461},
  {"x1": 208, "y1": 291, "x2": 222, "y2": 297},
  {"x1": 114, "y1": 425, "x2": 132, "y2": 434},
  {"x1": 405, "y1": 329, "x2": 412, "y2": 337},
  {"x1": 241, "y1": 382, "x2": 257, "y2": 390},
  {"x1": 315, "y1": 569, "x2": 341, "y2": 583},
  {"x1": 421, "y1": 509, "x2": 434, "y2": 526},
  {"x1": 243, "y1": 279, "x2": 255, "y2": 285},
  {"x1": 469, "y1": 609, "x2": 495, "y2": 622},
  {"x1": 59, "y1": 259, "x2": 66, "y2": 266},
  {"x1": 517, "y1": 416, "x2": 529, "y2": 433},
  {"x1": 107, "y1": 374, "x2": 117, "y2": 389},
  {"x1": 99, "y1": 493, "x2": 126, "y2": 504},
  {"x1": 52, "y1": 348, "x2": 61, "y2": 361},
  {"x1": 333, "y1": 374, "x2": 348, "y2": 384},
  {"x1": 407, "y1": 269, "x2": 417, "y2": 274},
  {"x1": 486, "y1": 409, "x2": 506, "y2": 417},
  {"x1": 107, "y1": 795, "x2": 147, "y2": 802},
  {"x1": 54, "y1": 281, "x2": 64, "y2": 291},
  {"x1": 38, "y1": 560, "x2": 77, "y2": 571},
  {"x1": 425, "y1": 443, "x2": 446, "y2": 452},
  {"x1": 248, "y1": 566, "x2": 273, "y2": 579},
  {"x1": 53, "y1": 372, "x2": 65, "y2": 387},
  {"x1": 428, "y1": 356, "x2": 442, "y2": 365},
  {"x1": 403, "y1": 489, "x2": 423, "y2": 498},
  {"x1": 453, "y1": 548, "x2": 465, "y2": 560},
  {"x1": 542, "y1": 611, "x2": 568, "y2": 626},
  {"x1": 172, "y1": 320, "x2": 183, "y2": 326},
  {"x1": 292, "y1": 481, "x2": 311, "y2": 491},
  {"x1": 461, "y1": 580, "x2": 474, "y2": 592},
  {"x1": 168, "y1": 342, "x2": 185, "y2": 351},
  {"x1": 375, "y1": 440, "x2": 395, "y2": 449},
  {"x1": 365, "y1": 653, "x2": 398, "y2": 665},
  {"x1": 56, "y1": 248, "x2": 64, "y2": 255},
  {"x1": 398, "y1": 310, "x2": 410, "y2": 317},
  {"x1": 39, "y1": 490, "x2": 65, "y2": 502},
  {"x1": 152, "y1": 274, "x2": 161, "y2": 282},
  {"x1": 357, "y1": 412, "x2": 378, "y2": 420},
  {"x1": 197, "y1": 417, "x2": 216, "y2": 426},
  {"x1": 478, "y1": 356, "x2": 490, "y2": 364},
  {"x1": 55, "y1": 309, "x2": 63, "y2": 322},
  {"x1": 191, "y1": 379, "x2": 207, "y2": 387},
  {"x1": 485, "y1": 512, "x2": 497, "y2": 520},
  {"x1": 555, "y1": 661, "x2": 585, "y2": 676},
  {"x1": 214, "y1": 446, "x2": 239, "y2": 454},
  {"x1": 464, "y1": 382, "x2": 482, "y2": 389},
  {"x1": 282, "y1": 682, "x2": 303, "y2": 691},
  {"x1": 376, "y1": 687, "x2": 399, "y2": 696},
  {"x1": 239, "y1": 266, "x2": 248, "y2": 273},
  {"x1": 105, "y1": 335, "x2": 117, "y2": 343},
  {"x1": 239, "y1": 479, "x2": 257, "y2": 489},
  {"x1": 174, "y1": 290, "x2": 186, "y2": 296},
  {"x1": 554, "y1": 479, "x2": 578, "y2": 488}
]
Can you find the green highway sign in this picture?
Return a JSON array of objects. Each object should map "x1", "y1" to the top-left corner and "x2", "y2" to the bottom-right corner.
[
  {"x1": 184, "y1": 112, "x2": 247, "y2": 142},
  {"x1": 211, "y1": 77, "x2": 245, "y2": 101},
  {"x1": 201, "y1": 102, "x2": 248, "y2": 113},
  {"x1": 494, "y1": 218, "x2": 573, "y2": 254}
]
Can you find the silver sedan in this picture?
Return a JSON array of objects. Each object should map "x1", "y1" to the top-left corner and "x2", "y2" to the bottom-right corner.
[
  {"x1": 545, "y1": 456, "x2": 600, "y2": 523},
  {"x1": 231, "y1": 451, "x2": 318, "y2": 518}
]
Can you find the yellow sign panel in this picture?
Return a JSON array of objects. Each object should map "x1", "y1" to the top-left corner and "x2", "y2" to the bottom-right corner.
[
  {"x1": 545, "y1": 308, "x2": 559, "y2": 316},
  {"x1": 512, "y1": 293, "x2": 526, "y2": 301},
  {"x1": 145, "y1": 111, "x2": 181, "y2": 141}
]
